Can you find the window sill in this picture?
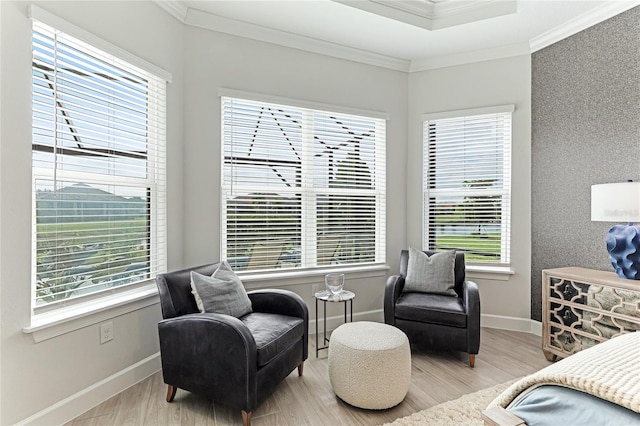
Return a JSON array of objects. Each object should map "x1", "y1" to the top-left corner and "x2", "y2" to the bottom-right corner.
[
  {"x1": 466, "y1": 265, "x2": 514, "y2": 281},
  {"x1": 238, "y1": 264, "x2": 390, "y2": 289},
  {"x1": 23, "y1": 283, "x2": 159, "y2": 343},
  {"x1": 22, "y1": 265, "x2": 389, "y2": 342}
]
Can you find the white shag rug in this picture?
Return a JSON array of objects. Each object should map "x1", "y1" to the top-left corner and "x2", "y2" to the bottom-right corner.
[{"x1": 385, "y1": 379, "x2": 518, "y2": 426}]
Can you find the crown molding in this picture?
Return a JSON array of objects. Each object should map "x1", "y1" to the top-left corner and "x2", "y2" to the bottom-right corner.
[
  {"x1": 410, "y1": 41, "x2": 530, "y2": 72},
  {"x1": 530, "y1": 0, "x2": 640, "y2": 52},
  {"x1": 429, "y1": 0, "x2": 516, "y2": 30},
  {"x1": 153, "y1": 0, "x2": 188, "y2": 23},
  {"x1": 334, "y1": 0, "x2": 516, "y2": 31},
  {"x1": 154, "y1": 0, "x2": 638, "y2": 73},
  {"x1": 184, "y1": 7, "x2": 411, "y2": 72}
]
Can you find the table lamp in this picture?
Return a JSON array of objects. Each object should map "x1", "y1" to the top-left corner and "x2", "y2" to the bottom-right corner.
[{"x1": 591, "y1": 181, "x2": 640, "y2": 279}]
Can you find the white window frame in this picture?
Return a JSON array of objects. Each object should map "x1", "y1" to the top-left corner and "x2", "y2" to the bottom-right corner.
[
  {"x1": 220, "y1": 89, "x2": 387, "y2": 275},
  {"x1": 422, "y1": 105, "x2": 513, "y2": 268},
  {"x1": 25, "y1": 6, "x2": 171, "y2": 340}
]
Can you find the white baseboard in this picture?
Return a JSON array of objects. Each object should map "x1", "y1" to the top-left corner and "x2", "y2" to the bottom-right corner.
[
  {"x1": 18, "y1": 353, "x2": 161, "y2": 426},
  {"x1": 482, "y1": 313, "x2": 542, "y2": 336},
  {"x1": 309, "y1": 308, "x2": 384, "y2": 334},
  {"x1": 310, "y1": 310, "x2": 543, "y2": 337},
  {"x1": 22, "y1": 312, "x2": 541, "y2": 425},
  {"x1": 530, "y1": 319, "x2": 542, "y2": 336}
]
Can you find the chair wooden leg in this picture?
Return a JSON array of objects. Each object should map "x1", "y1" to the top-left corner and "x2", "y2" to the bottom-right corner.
[
  {"x1": 298, "y1": 361, "x2": 304, "y2": 376},
  {"x1": 469, "y1": 354, "x2": 476, "y2": 368},
  {"x1": 242, "y1": 410, "x2": 252, "y2": 426},
  {"x1": 166, "y1": 384, "x2": 177, "y2": 402}
]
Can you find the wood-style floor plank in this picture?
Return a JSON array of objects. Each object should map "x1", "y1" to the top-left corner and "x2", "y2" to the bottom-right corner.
[{"x1": 65, "y1": 328, "x2": 551, "y2": 426}]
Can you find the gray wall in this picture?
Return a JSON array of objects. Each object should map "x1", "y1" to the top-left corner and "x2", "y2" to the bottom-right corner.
[
  {"x1": 0, "y1": 2, "x2": 407, "y2": 421},
  {"x1": 531, "y1": 6, "x2": 640, "y2": 321},
  {"x1": 0, "y1": 1, "x2": 184, "y2": 423}
]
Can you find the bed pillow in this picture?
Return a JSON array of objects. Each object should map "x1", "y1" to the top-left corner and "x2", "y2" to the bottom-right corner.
[
  {"x1": 190, "y1": 261, "x2": 252, "y2": 317},
  {"x1": 404, "y1": 248, "x2": 457, "y2": 296}
]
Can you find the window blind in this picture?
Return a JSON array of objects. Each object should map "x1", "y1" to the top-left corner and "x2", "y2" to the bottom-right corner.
[
  {"x1": 221, "y1": 96, "x2": 386, "y2": 272},
  {"x1": 423, "y1": 109, "x2": 512, "y2": 265},
  {"x1": 32, "y1": 21, "x2": 167, "y2": 307}
]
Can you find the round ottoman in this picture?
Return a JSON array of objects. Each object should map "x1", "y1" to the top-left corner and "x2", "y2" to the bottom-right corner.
[{"x1": 328, "y1": 321, "x2": 411, "y2": 409}]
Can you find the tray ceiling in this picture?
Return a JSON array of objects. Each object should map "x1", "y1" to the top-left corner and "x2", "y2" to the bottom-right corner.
[{"x1": 155, "y1": 0, "x2": 639, "y2": 71}]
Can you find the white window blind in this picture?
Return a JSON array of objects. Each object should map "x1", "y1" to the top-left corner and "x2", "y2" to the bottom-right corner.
[
  {"x1": 423, "y1": 107, "x2": 512, "y2": 266},
  {"x1": 31, "y1": 21, "x2": 167, "y2": 308},
  {"x1": 221, "y1": 96, "x2": 386, "y2": 272}
]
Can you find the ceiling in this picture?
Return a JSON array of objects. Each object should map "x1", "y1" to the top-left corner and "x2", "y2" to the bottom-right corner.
[{"x1": 155, "y1": 0, "x2": 639, "y2": 71}]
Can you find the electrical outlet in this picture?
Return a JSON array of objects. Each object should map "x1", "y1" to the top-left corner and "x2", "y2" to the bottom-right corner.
[
  {"x1": 312, "y1": 283, "x2": 321, "y2": 296},
  {"x1": 100, "y1": 321, "x2": 114, "y2": 344}
]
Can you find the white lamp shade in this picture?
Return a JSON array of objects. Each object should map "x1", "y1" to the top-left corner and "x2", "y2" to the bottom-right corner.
[{"x1": 591, "y1": 182, "x2": 640, "y2": 222}]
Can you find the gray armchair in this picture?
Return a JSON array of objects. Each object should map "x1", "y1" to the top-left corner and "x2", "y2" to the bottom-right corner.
[
  {"x1": 156, "y1": 263, "x2": 308, "y2": 426},
  {"x1": 384, "y1": 250, "x2": 480, "y2": 367}
]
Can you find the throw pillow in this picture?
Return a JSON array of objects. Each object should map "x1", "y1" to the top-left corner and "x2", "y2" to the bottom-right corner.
[
  {"x1": 404, "y1": 248, "x2": 457, "y2": 296},
  {"x1": 190, "y1": 261, "x2": 252, "y2": 317}
]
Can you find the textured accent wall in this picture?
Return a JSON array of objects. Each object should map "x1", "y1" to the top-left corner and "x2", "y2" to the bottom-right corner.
[{"x1": 531, "y1": 6, "x2": 640, "y2": 321}]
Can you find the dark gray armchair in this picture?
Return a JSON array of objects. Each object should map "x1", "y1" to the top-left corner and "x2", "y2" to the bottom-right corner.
[
  {"x1": 156, "y1": 263, "x2": 308, "y2": 426},
  {"x1": 384, "y1": 250, "x2": 480, "y2": 367}
]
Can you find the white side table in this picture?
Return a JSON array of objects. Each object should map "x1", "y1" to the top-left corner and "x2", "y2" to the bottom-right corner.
[{"x1": 314, "y1": 290, "x2": 355, "y2": 357}]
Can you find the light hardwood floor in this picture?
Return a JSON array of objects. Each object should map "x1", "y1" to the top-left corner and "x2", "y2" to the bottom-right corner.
[{"x1": 66, "y1": 328, "x2": 552, "y2": 426}]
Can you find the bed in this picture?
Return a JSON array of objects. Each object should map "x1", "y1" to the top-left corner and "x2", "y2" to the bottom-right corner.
[{"x1": 482, "y1": 331, "x2": 640, "y2": 425}]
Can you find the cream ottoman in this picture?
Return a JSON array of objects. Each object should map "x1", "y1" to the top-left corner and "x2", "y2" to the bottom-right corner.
[{"x1": 328, "y1": 321, "x2": 411, "y2": 409}]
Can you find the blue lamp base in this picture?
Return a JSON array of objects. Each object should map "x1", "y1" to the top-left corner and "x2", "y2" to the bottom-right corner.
[{"x1": 606, "y1": 224, "x2": 640, "y2": 280}]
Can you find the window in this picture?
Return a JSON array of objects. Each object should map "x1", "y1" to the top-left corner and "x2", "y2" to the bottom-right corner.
[
  {"x1": 221, "y1": 95, "x2": 386, "y2": 272},
  {"x1": 422, "y1": 106, "x2": 513, "y2": 266},
  {"x1": 31, "y1": 20, "x2": 167, "y2": 309}
]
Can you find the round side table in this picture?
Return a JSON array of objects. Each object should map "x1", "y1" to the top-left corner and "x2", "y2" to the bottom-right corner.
[{"x1": 314, "y1": 290, "x2": 355, "y2": 357}]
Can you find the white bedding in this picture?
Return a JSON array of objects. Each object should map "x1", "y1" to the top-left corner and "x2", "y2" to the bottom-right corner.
[{"x1": 488, "y1": 331, "x2": 640, "y2": 413}]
